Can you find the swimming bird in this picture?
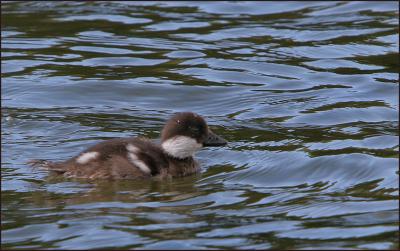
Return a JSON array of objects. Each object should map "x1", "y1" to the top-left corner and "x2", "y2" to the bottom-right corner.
[{"x1": 28, "y1": 112, "x2": 227, "y2": 180}]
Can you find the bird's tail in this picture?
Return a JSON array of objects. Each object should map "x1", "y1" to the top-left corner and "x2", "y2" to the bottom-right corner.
[{"x1": 27, "y1": 159, "x2": 66, "y2": 173}]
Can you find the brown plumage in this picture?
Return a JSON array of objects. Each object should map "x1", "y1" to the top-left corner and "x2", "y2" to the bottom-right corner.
[{"x1": 28, "y1": 112, "x2": 227, "y2": 180}]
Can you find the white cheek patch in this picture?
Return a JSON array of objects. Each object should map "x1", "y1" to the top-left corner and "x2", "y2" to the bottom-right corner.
[
  {"x1": 127, "y1": 152, "x2": 151, "y2": 174},
  {"x1": 76, "y1": 151, "x2": 99, "y2": 165},
  {"x1": 161, "y1": 136, "x2": 202, "y2": 159}
]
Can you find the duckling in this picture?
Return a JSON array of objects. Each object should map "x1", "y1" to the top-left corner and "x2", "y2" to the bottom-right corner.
[{"x1": 28, "y1": 112, "x2": 227, "y2": 180}]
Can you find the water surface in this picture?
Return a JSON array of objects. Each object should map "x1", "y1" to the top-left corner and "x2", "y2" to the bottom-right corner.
[{"x1": 1, "y1": 1, "x2": 399, "y2": 250}]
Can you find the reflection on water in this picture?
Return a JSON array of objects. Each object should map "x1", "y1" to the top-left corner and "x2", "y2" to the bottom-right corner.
[{"x1": 1, "y1": 1, "x2": 399, "y2": 250}]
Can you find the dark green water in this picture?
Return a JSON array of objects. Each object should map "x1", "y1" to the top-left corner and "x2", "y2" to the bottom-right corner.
[{"x1": 1, "y1": 1, "x2": 399, "y2": 250}]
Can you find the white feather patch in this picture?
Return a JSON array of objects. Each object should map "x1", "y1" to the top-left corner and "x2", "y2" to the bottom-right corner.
[
  {"x1": 161, "y1": 136, "x2": 202, "y2": 159},
  {"x1": 76, "y1": 151, "x2": 99, "y2": 164},
  {"x1": 127, "y1": 152, "x2": 151, "y2": 174},
  {"x1": 126, "y1": 143, "x2": 140, "y2": 153}
]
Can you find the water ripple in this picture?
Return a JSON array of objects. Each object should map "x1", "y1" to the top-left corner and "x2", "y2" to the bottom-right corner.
[{"x1": 2, "y1": 1, "x2": 398, "y2": 250}]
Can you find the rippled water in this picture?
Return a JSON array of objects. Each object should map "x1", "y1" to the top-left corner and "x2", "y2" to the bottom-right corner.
[{"x1": 1, "y1": 1, "x2": 399, "y2": 250}]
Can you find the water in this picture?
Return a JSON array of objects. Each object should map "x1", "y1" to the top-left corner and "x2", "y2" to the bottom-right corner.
[{"x1": 1, "y1": 1, "x2": 399, "y2": 249}]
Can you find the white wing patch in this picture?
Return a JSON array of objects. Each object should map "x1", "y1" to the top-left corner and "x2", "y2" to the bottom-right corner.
[
  {"x1": 126, "y1": 144, "x2": 140, "y2": 153},
  {"x1": 126, "y1": 144, "x2": 151, "y2": 174},
  {"x1": 76, "y1": 151, "x2": 99, "y2": 164},
  {"x1": 161, "y1": 136, "x2": 202, "y2": 159}
]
